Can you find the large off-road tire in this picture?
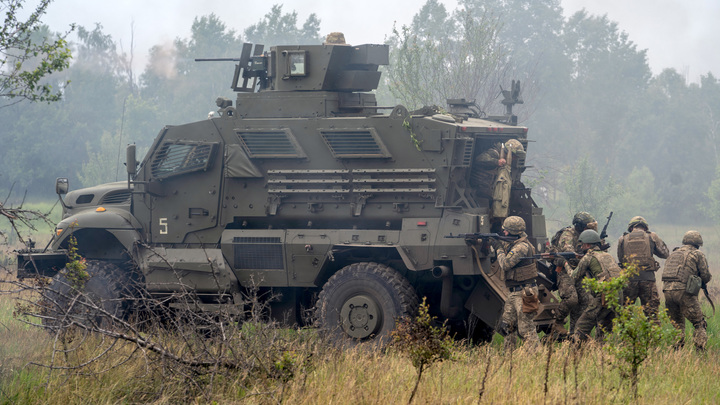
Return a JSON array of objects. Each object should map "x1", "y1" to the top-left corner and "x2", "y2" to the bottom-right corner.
[
  {"x1": 316, "y1": 262, "x2": 419, "y2": 345},
  {"x1": 43, "y1": 260, "x2": 132, "y2": 332}
]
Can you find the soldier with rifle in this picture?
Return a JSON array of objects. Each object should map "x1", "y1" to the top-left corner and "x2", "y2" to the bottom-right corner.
[
  {"x1": 493, "y1": 216, "x2": 540, "y2": 351},
  {"x1": 661, "y1": 231, "x2": 713, "y2": 350},
  {"x1": 545, "y1": 212, "x2": 603, "y2": 336},
  {"x1": 617, "y1": 216, "x2": 669, "y2": 320}
]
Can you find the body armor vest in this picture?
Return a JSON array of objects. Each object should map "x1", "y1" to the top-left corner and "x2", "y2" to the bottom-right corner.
[
  {"x1": 661, "y1": 247, "x2": 693, "y2": 284},
  {"x1": 622, "y1": 230, "x2": 656, "y2": 271},
  {"x1": 505, "y1": 237, "x2": 537, "y2": 283},
  {"x1": 593, "y1": 250, "x2": 621, "y2": 281}
]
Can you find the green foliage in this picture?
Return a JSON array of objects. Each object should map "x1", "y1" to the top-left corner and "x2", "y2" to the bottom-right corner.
[
  {"x1": 583, "y1": 265, "x2": 681, "y2": 398},
  {"x1": 63, "y1": 233, "x2": 88, "y2": 289},
  {"x1": 386, "y1": 0, "x2": 508, "y2": 111},
  {"x1": 562, "y1": 155, "x2": 623, "y2": 218},
  {"x1": 0, "y1": 0, "x2": 73, "y2": 106},
  {"x1": 402, "y1": 118, "x2": 422, "y2": 151},
  {"x1": 391, "y1": 297, "x2": 454, "y2": 403},
  {"x1": 704, "y1": 164, "x2": 720, "y2": 224},
  {"x1": 244, "y1": 4, "x2": 321, "y2": 46}
]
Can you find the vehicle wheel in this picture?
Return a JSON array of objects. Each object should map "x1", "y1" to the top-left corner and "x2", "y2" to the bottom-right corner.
[
  {"x1": 316, "y1": 262, "x2": 418, "y2": 344},
  {"x1": 43, "y1": 260, "x2": 132, "y2": 332}
]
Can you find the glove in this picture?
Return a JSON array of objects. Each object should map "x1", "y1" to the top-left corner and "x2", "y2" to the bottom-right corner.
[{"x1": 554, "y1": 257, "x2": 566, "y2": 268}]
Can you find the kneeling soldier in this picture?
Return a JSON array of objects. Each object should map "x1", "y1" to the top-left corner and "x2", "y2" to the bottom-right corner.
[{"x1": 570, "y1": 229, "x2": 621, "y2": 342}]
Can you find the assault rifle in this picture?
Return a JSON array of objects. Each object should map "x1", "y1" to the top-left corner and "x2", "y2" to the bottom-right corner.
[
  {"x1": 444, "y1": 232, "x2": 519, "y2": 242},
  {"x1": 519, "y1": 252, "x2": 582, "y2": 260},
  {"x1": 600, "y1": 211, "x2": 613, "y2": 239}
]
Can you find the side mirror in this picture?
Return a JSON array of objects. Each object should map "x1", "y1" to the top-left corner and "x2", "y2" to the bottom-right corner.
[
  {"x1": 55, "y1": 177, "x2": 69, "y2": 195},
  {"x1": 126, "y1": 144, "x2": 137, "y2": 176}
]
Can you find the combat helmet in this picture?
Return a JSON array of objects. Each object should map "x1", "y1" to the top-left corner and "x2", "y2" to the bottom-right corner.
[
  {"x1": 578, "y1": 229, "x2": 601, "y2": 244},
  {"x1": 682, "y1": 230, "x2": 703, "y2": 247},
  {"x1": 504, "y1": 139, "x2": 525, "y2": 154},
  {"x1": 502, "y1": 216, "x2": 526, "y2": 235},
  {"x1": 627, "y1": 216, "x2": 649, "y2": 231},
  {"x1": 572, "y1": 212, "x2": 596, "y2": 231}
]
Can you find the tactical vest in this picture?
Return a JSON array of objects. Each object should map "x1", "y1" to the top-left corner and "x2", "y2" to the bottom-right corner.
[
  {"x1": 550, "y1": 227, "x2": 581, "y2": 267},
  {"x1": 621, "y1": 230, "x2": 656, "y2": 271},
  {"x1": 595, "y1": 251, "x2": 621, "y2": 281},
  {"x1": 661, "y1": 247, "x2": 693, "y2": 284},
  {"x1": 505, "y1": 237, "x2": 537, "y2": 283}
]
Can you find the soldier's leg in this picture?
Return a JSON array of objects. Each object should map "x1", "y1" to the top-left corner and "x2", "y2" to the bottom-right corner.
[
  {"x1": 553, "y1": 272, "x2": 578, "y2": 334},
  {"x1": 571, "y1": 286, "x2": 591, "y2": 334},
  {"x1": 501, "y1": 293, "x2": 519, "y2": 352},
  {"x1": 663, "y1": 290, "x2": 686, "y2": 347},
  {"x1": 681, "y1": 293, "x2": 708, "y2": 350},
  {"x1": 517, "y1": 286, "x2": 540, "y2": 348},
  {"x1": 638, "y1": 280, "x2": 660, "y2": 320},
  {"x1": 623, "y1": 280, "x2": 640, "y2": 306},
  {"x1": 574, "y1": 296, "x2": 601, "y2": 341},
  {"x1": 596, "y1": 307, "x2": 614, "y2": 342}
]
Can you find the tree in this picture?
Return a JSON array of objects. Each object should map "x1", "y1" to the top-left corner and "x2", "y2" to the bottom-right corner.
[
  {"x1": 385, "y1": 0, "x2": 509, "y2": 111},
  {"x1": 562, "y1": 155, "x2": 622, "y2": 218},
  {"x1": 244, "y1": 4, "x2": 321, "y2": 46},
  {"x1": 0, "y1": 0, "x2": 73, "y2": 107}
]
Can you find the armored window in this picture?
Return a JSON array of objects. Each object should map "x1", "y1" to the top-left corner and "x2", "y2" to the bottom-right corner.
[
  {"x1": 283, "y1": 50, "x2": 307, "y2": 77},
  {"x1": 150, "y1": 141, "x2": 217, "y2": 180},
  {"x1": 236, "y1": 129, "x2": 306, "y2": 158},
  {"x1": 319, "y1": 129, "x2": 391, "y2": 158}
]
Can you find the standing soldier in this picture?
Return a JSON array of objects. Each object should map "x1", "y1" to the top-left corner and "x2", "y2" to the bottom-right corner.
[
  {"x1": 495, "y1": 216, "x2": 540, "y2": 351},
  {"x1": 470, "y1": 139, "x2": 525, "y2": 221},
  {"x1": 661, "y1": 231, "x2": 712, "y2": 350},
  {"x1": 549, "y1": 212, "x2": 598, "y2": 335},
  {"x1": 617, "y1": 216, "x2": 669, "y2": 319},
  {"x1": 570, "y1": 230, "x2": 621, "y2": 342}
]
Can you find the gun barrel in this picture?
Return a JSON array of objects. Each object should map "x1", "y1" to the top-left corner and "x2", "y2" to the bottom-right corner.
[{"x1": 194, "y1": 58, "x2": 242, "y2": 62}]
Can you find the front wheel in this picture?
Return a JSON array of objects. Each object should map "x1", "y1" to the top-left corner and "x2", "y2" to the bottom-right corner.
[
  {"x1": 43, "y1": 260, "x2": 133, "y2": 331},
  {"x1": 315, "y1": 262, "x2": 418, "y2": 344}
]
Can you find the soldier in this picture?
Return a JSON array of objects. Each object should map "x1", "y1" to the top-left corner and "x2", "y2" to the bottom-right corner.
[
  {"x1": 570, "y1": 230, "x2": 621, "y2": 342},
  {"x1": 661, "y1": 231, "x2": 712, "y2": 350},
  {"x1": 471, "y1": 139, "x2": 526, "y2": 221},
  {"x1": 495, "y1": 216, "x2": 540, "y2": 351},
  {"x1": 617, "y1": 216, "x2": 669, "y2": 319},
  {"x1": 549, "y1": 212, "x2": 598, "y2": 336}
]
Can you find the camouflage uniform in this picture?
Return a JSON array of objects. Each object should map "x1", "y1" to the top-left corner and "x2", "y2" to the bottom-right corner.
[
  {"x1": 617, "y1": 220, "x2": 669, "y2": 320},
  {"x1": 661, "y1": 231, "x2": 712, "y2": 350},
  {"x1": 553, "y1": 227, "x2": 583, "y2": 334},
  {"x1": 470, "y1": 140, "x2": 525, "y2": 220},
  {"x1": 571, "y1": 246, "x2": 620, "y2": 341},
  {"x1": 497, "y1": 216, "x2": 539, "y2": 351}
]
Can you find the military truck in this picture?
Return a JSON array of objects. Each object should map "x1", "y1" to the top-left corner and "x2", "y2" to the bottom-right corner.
[{"x1": 18, "y1": 39, "x2": 556, "y2": 342}]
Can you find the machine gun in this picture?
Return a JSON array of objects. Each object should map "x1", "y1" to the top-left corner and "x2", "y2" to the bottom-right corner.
[
  {"x1": 445, "y1": 233, "x2": 519, "y2": 242},
  {"x1": 600, "y1": 211, "x2": 613, "y2": 239}
]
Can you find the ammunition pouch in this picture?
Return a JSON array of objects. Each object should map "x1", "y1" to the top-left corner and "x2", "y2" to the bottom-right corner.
[
  {"x1": 506, "y1": 261, "x2": 537, "y2": 283},
  {"x1": 521, "y1": 288, "x2": 539, "y2": 313},
  {"x1": 686, "y1": 275, "x2": 702, "y2": 296}
]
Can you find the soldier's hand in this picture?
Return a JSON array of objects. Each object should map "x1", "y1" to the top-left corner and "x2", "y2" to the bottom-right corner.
[
  {"x1": 554, "y1": 256, "x2": 566, "y2": 268},
  {"x1": 498, "y1": 158, "x2": 506, "y2": 166}
]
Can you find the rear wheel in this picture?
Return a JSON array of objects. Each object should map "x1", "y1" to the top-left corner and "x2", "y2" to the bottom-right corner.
[
  {"x1": 316, "y1": 262, "x2": 418, "y2": 344},
  {"x1": 43, "y1": 260, "x2": 132, "y2": 331}
]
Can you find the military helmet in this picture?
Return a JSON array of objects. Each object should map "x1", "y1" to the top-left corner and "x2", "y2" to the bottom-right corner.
[
  {"x1": 627, "y1": 216, "x2": 649, "y2": 231},
  {"x1": 682, "y1": 230, "x2": 703, "y2": 247},
  {"x1": 572, "y1": 212, "x2": 596, "y2": 228},
  {"x1": 502, "y1": 216, "x2": 526, "y2": 235},
  {"x1": 578, "y1": 229, "x2": 602, "y2": 244},
  {"x1": 504, "y1": 139, "x2": 524, "y2": 153}
]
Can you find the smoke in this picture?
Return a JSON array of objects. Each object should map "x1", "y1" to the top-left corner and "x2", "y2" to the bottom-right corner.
[{"x1": 148, "y1": 42, "x2": 177, "y2": 80}]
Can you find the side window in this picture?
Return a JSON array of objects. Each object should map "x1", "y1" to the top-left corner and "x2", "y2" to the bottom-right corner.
[{"x1": 150, "y1": 141, "x2": 218, "y2": 180}]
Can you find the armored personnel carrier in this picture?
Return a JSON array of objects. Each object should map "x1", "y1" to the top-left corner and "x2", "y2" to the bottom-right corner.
[{"x1": 18, "y1": 37, "x2": 556, "y2": 342}]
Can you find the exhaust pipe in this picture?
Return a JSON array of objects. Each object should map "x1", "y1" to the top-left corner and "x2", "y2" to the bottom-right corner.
[{"x1": 432, "y1": 265, "x2": 462, "y2": 319}]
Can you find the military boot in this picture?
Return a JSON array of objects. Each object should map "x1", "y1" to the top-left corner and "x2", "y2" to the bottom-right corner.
[{"x1": 551, "y1": 321, "x2": 569, "y2": 337}]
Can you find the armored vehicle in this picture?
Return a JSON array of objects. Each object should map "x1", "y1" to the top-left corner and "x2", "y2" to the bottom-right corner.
[{"x1": 18, "y1": 38, "x2": 556, "y2": 342}]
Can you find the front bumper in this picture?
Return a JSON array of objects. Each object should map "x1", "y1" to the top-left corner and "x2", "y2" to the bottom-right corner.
[{"x1": 16, "y1": 250, "x2": 68, "y2": 279}]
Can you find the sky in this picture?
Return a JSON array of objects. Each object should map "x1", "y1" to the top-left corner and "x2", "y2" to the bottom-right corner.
[{"x1": 38, "y1": 0, "x2": 720, "y2": 83}]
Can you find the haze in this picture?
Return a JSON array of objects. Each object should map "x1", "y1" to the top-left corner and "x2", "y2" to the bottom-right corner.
[{"x1": 40, "y1": 0, "x2": 719, "y2": 83}]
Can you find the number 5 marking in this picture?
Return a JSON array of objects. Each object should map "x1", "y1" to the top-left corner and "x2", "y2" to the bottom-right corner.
[{"x1": 159, "y1": 218, "x2": 168, "y2": 234}]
